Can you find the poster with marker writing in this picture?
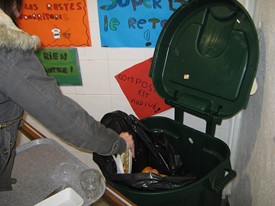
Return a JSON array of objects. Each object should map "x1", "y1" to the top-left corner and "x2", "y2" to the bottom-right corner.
[
  {"x1": 35, "y1": 48, "x2": 83, "y2": 85},
  {"x1": 17, "y1": 0, "x2": 91, "y2": 47},
  {"x1": 115, "y1": 58, "x2": 171, "y2": 119},
  {"x1": 98, "y1": 0, "x2": 186, "y2": 47}
]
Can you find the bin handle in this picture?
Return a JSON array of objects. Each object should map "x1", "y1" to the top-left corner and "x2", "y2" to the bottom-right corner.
[{"x1": 212, "y1": 169, "x2": 237, "y2": 193}]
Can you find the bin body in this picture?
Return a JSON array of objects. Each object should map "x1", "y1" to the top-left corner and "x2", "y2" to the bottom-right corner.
[
  {"x1": 102, "y1": 0, "x2": 259, "y2": 204},
  {"x1": 107, "y1": 116, "x2": 234, "y2": 206}
]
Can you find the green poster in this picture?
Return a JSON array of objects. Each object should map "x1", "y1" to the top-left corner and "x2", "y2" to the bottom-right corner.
[{"x1": 35, "y1": 48, "x2": 82, "y2": 86}]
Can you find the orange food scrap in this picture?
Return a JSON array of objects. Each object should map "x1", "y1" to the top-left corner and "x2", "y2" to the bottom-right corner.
[{"x1": 142, "y1": 166, "x2": 159, "y2": 175}]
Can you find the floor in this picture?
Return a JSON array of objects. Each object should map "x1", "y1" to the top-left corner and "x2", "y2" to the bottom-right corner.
[{"x1": 93, "y1": 199, "x2": 111, "y2": 206}]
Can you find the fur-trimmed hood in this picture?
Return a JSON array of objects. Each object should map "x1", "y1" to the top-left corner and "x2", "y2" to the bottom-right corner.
[{"x1": 0, "y1": 9, "x2": 40, "y2": 51}]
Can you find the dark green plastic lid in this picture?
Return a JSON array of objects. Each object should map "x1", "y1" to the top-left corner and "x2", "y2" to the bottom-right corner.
[{"x1": 150, "y1": 0, "x2": 259, "y2": 119}]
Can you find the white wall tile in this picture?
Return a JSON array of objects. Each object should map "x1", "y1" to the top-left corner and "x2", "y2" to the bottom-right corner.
[
  {"x1": 75, "y1": 60, "x2": 110, "y2": 95},
  {"x1": 145, "y1": 48, "x2": 155, "y2": 58},
  {"x1": 60, "y1": 86, "x2": 76, "y2": 95},
  {"x1": 215, "y1": 128, "x2": 230, "y2": 143},
  {"x1": 89, "y1": 22, "x2": 104, "y2": 49},
  {"x1": 77, "y1": 46, "x2": 108, "y2": 60},
  {"x1": 87, "y1": 0, "x2": 99, "y2": 22},
  {"x1": 76, "y1": 95, "x2": 112, "y2": 121},
  {"x1": 16, "y1": 133, "x2": 30, "y2": 147},
  {"x1": 107, "y1": 48, "x2": 146, "y2": 60},
  {"x1": 111, "y1": 94, "x2": 135, "y2": 114}
]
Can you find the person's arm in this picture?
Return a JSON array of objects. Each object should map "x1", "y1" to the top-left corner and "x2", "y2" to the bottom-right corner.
[{"x1": 4, "y1": 50, "x2": 130, "y2": 155}]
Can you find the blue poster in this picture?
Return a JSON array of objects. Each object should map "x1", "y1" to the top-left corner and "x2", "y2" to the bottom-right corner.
[{"x1": 98, "y1": 0, "x2": 188, "y2": 48}]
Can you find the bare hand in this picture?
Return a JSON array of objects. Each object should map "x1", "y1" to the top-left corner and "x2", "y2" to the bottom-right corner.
[{"x1": 119, "y1": 132, "x2": 135, "y2": 158}]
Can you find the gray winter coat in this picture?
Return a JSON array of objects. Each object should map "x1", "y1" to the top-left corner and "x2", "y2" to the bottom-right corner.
[{"x1": 0, "y1": 9, "x2": 126, "y2": 191}]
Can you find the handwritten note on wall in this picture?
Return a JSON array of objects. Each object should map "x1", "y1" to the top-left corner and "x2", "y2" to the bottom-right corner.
[
  {"x1": 115, "y1": 58, "x2": 171, "y2": 118},
  {"x1": 35, "y1": 48, "x2": 82, "y2": 85},
  {"x1": 98, "y1": 0, "x2": 187, "y2": 47},
  {"x1": 17, "y1": 0, "x2": 91, "y2": 47}
]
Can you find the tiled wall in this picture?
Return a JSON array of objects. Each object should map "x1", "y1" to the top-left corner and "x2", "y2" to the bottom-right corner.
[{"x1": 18, "y1": 1, "x2": 234, "y2": 169}]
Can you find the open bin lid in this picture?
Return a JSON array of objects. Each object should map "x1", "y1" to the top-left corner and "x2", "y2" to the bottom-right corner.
[{"x1": 150, "y1": 0, "x2": 259, "y2": 120}]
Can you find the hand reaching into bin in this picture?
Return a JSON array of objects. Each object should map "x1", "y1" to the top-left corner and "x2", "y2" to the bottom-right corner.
[{"x1": 119, "y1": 132, "x2": 135, "y2": 158}]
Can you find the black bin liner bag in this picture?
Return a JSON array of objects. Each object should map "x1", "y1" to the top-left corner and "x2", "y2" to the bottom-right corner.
[{"x1": 93, "y1": 110, "x2": 197, "y2": 190}]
